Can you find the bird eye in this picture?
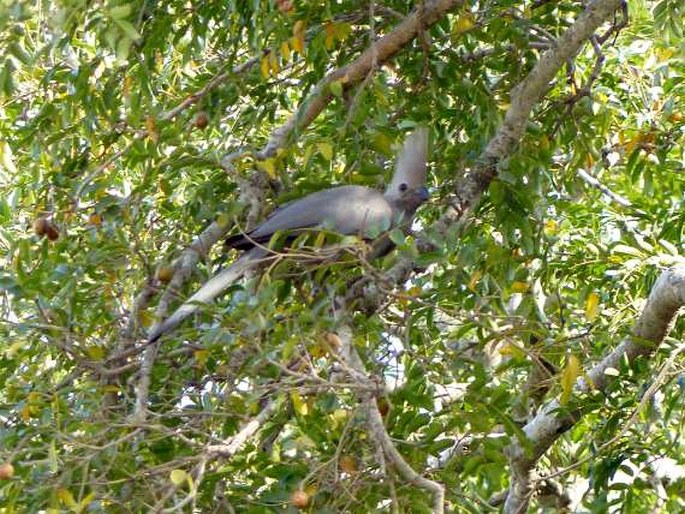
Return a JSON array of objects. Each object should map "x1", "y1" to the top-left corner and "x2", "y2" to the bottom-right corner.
[{"x1": 399, "y1": 183, "x2": 408, "y2": 192}]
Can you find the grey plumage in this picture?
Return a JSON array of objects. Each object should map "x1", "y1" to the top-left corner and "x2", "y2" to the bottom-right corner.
[
  {"x1": 147, "y1": 127, "x2": 429, "y2": 342},
  {"x1": 226, "y1": 186, "x2": 393, "y2": 250}
]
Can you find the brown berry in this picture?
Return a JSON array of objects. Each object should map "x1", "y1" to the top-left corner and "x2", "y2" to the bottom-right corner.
[
  {"x1": 376, "y1": 397, "x2": 390, "y2": 417},
  {"x1": 339, "y1": 455, "x2": 357, "y2": 474},
  {"x1": 277, "y1": 0, "x2": 294, "y2": 12},
  {"x1": 194, "y1": 111, "x2": 209, "y2": 130},
  {"x1": 88, "y1": 213, "x2": 102, "y2": 226},
  {"x1": 157, "y1": 266, "x2": 174, "y2": 283},
  {"x1": 45, "y1": 221, "x2": 60, "y2": 241},
  {"x1": 33, "y1": 217, "x2": 49, "y2": 237},
  {"x1": 324, "y1": 332, "x2": 341, "y2": 353},
  {"x1": 291, "y1": 490, "x2": 309, "y2": 509},
  {"x1": 0, "y1": 463, "x2": 14, "y2": 480}
]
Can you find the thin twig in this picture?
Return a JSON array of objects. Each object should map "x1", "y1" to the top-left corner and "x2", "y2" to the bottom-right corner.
[
  {"x1": 337, "y1": 325, "x2": 445, "y2": 513},
  {"x1": 577, "y1": 168, "x2": 631, "y2": 207}
]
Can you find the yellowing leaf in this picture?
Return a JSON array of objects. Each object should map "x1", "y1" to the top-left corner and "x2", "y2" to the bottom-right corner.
[
  {"x1": 468, "y1": 270, "x2": 482, "y2": 292},
  {"x1": 309, "y1": 343, "x2": 326, "y2": 358},
  {"x1": 280, "y1": 40, "x2": 291, "y2": 62},
  {"x1": 290, "y1": 35, "x2": 304, "y2": 53},
  {"x1": 539, "y1": 135, "x2": 550, "y2": 150},
  {"x1": 77, "y1": 492, "x2": 96, "y2": 513},
  {"x1": 656, "y1": 47, "x2": 675, "y2": 62},
  {"x1": 260, "y1": 55, "x2": 270, "y2": 79},
  {"x1": 85, "y1": 346, "x2": 105, "y2": 360},
  {"x1": 269, "y1": 51, "x2": 280, "y2": 75},
  {"x1": 292, "y1": 20, "x2": 305, "y2": 53},
  {"x1": 324, "y1": 22, "x2": 335, "y2": 49},
  {"x1": 20, "y1": 405, "x2": 31, "y2": 422},
  {"x1": 257, "y1": 158, "x2": 277, "y2": 178},
  {"x1": 138, "y1": 309, "x2": 153, "y2": 328},
  {"x1": 317, "y1": 142, "x2": 333, "y2": 161},
  {"x1": 511, "y1": 281, "x2": 529, "y2": 293},
  {"x1": 329, "y1": 409, "x2": 348, "y2": 427},
  {"x1": 407, "y1": 286, "x2": 421, "y2": 297},
  {"x1": 334, "y1": 22, "x2": 351, "y2": 40},
  {"x1": 499, "y1": 342, "x2": 525, "y2": 359},
  {"x1": 560, "y1": 354, "x2": 581, "y2": 405},
  {"x1": 170, "y1": 469, "x2": 188, "y2": 486},
  {"x1": 57, "y1": 488, "x2": 76, "y2": 508},
  {"x1": 585, "y1": 292, "x2": 599, "y2": 322},
  {"x1": 123, "y1": 75, "x2": 133, "y2": 97},
  {"x1": 194, "y1": 350, "x2": 208, "y2": 366},
  {"x1": 453, "y1": 12, "x2": 475, "y2": 35},
  {"x1": 5, "y1": 340, "x2": 24, "y2": 357},
  {"x1": 544, "y1": 219, "x2": 558, "y2": 236},
  {"x1": 145, "y1": 115, "x2": 157, "y2": 143},
  {"x1": 372, "y1": 132, "x2": 393, "y2": 155},
  {"x1": 293, "y1": 20, "x2": 305, "y2": 36},
  {"x1": 291, "y1": 391, "x2": 308, "y2": 415},
  {"x1": 216, "y1": 212, "x2": 231, "y2": 228}
]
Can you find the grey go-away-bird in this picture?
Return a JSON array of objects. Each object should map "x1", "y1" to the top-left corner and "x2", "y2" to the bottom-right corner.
[{"x1": 147, "y1": 127, "x2": 429, "y2": 342}]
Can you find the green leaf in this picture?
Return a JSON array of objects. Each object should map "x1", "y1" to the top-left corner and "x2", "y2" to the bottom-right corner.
[
  {"x1": 108, "y1": 4, "x2": 132, "y2": 19},
  {"x1": 113, "y1": 19, "x2": 140, "y2": 41},
  {"x1": 8, "y1": 42, "x2": 32, "y2": 65},
  {"x1": 170, "y1": 469, "x2": 188, "y2": 486},
  {"x1": 317, "y1": 142, "x2": 333, "y2": 161},
  {"x1": 388, "y1": 228, "x2": 405, "y2": 246},
  {"x1": 329, "y1": 79, "x2": 343, "y2": 97}
]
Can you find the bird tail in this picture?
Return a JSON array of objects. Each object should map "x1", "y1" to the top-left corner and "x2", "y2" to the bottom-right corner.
[{"x1": 147, "y1": 249, "x2": 267, "y2": 342}]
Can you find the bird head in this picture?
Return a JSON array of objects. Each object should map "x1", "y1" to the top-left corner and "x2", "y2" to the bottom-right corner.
[{"x1": 384, "y1": 127, "x2": 430, "y2": 215}]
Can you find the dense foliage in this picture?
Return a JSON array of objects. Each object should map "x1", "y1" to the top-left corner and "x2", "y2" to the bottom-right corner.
[{"x1": 1, "y1": 0, "x2": 684, "y2": 512}]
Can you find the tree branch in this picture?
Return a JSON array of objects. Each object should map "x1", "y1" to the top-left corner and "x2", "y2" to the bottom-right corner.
[
  {"x1": 75, "y1": 56, "x2": 260, "y2": 199},
  {"x1": 139, "y1": 0, "x2": 462, "y2": 357},
  {"x1": 577, "y1": 168, "x2": 632, "y2": 207},
  {"x1": 504, "y1": 265, "x2": 685, "y2": 513},
  {"x1": 154, "y1": 399, "x2": 280, "y2": 511},
  {"x1": 357, "y1": 0, "x2": 626, "y2": 314},
  {"x1": 337, "y1": 325, "x2": 446, "y2": 513},
  {"x1": 256, "y1": 0, "x2": 462, "y2": 159}
]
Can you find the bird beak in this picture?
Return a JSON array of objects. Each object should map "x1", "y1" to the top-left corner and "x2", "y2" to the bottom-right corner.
[{"x1": 418, "y1": 186, "x2": 430, "y2": 202}]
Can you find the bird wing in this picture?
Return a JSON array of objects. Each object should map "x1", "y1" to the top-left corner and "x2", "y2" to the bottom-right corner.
[{"x1": 247, "y1": 185, "x2": 394, "y2": 241}]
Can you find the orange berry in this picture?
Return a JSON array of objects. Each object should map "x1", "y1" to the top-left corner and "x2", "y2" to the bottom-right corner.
[
  {"x1": 291, "y1": 490, "x2": 309, "y2": 509},
  {"x1": 0, "y1": 463, "x2": 14, "y2": 480}
]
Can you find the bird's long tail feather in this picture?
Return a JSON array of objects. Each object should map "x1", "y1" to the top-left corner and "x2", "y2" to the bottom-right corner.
[{"x1": 147, "y1": 248, "x2": 268, "y2": 342}]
